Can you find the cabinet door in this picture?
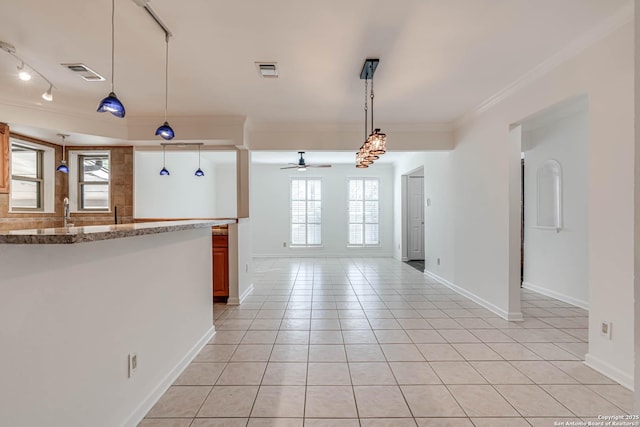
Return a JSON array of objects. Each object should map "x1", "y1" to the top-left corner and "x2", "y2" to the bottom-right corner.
[
  {"x1": 212, "y1": 247, "x2": 228, "y2": 297},
  {"x1": 0, "y1": 123, "x2": 9, "y2": 194}
]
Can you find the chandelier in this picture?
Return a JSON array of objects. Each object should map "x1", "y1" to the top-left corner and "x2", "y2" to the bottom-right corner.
[{"x1": 356, "y1": 58, "x2": 387, "y2": 168}]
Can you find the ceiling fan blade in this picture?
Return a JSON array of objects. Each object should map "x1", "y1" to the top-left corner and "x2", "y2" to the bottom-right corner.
[
  {"x1": 280, "y1": 166, "x2": 300, "y2": 169},
  {"x1": 306, "y1": 164, "x2": 332, "y2": 168}
]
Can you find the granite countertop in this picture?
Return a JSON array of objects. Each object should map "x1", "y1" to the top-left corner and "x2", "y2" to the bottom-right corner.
[{"x1": 0, "y1": 220, "x2": 236, "y2": 245}]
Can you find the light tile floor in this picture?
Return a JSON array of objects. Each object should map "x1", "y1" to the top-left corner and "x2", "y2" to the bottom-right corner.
[{"x1": 140, "y1": 258, "x2": 635, "y2": 427}]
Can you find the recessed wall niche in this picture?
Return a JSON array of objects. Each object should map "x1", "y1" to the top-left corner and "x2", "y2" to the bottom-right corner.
[{"x1": 536, "y1": 159, "x2": 562, "y2": 230}]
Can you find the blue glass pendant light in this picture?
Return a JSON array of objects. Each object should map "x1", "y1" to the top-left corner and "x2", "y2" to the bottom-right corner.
[
  {"x1": 155, "y1": 121, "x2": 174, "y2": 140},
  {"x1": 56, "y1": 134, "x2": 69, "y2": 173},
  {"x1": 155, "y1": 35, "x2": 174, "y2": 140},
  {"x1": 97, "y1": 0, "x2": 126, "y2": 118},
  {"x1": 160, "y1": 145, "x2": 170, "y2": 175},
  {"x1": 195, "y1": 144, "x2": 204, "y2": 176}
]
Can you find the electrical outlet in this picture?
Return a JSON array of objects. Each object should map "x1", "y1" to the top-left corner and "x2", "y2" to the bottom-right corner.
[
  {"x1": 437, "y1": 258, "x2": 441, "y2": 266},
  {"x1": 128, "y1": 353, "x2": 138, "y2": 378},
  {"x1": 600, "y1": 322, "x2": 612, "y2": 340},
  {"x1": 283, "y1": 242, "x2": 287, "y2": 247}
]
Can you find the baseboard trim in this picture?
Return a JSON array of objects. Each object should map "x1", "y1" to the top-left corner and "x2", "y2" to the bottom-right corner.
[
  {"x1": 522, "y1": 281, "x2": 589, "y2": 310},
  {"x1": 584, "y1": 353, "x2": 634, "y2": 391},
  {"x1": 424, "y1": 270, "x2": 523, "y2": 321},
  {"x1": 252, "y1": 253, "x2": 394, "y2": 259},
  {"x1": 227, "y1": 283, "x2": 255, "y2": 306},
  {"x1": 124, "y1": 326, "x2": 216, "y2": 427}
]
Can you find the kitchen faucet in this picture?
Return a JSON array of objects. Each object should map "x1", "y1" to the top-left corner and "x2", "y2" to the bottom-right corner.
[{"x1": 63, "y1": 197, "x2": 72, "y2": 227}]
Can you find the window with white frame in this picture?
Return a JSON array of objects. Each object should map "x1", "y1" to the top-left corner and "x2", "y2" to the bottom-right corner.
[
  {"x1": 10, "y1": 142, "x2": 44, "y2": 210},
  {"x1": 78, "y1": 153, "x2": 110, "y2": 210},
  {"x1": 348, "y1": 177, "x2": 379, "y2": 246},
  {"x1": 291, "y1": 178, "x2": 322, "y2": 246}
]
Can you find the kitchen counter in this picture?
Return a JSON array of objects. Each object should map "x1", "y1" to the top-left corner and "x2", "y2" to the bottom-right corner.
[
  {"x1": 0, "y1": 218, "x2": 220, "y2": 426},
  {"x1": 0, "y1": 219, "x2": 235, "y2": 244}
]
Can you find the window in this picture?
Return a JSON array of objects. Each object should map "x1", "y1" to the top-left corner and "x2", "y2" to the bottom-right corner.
[
  {"x1": 10, "y1": 143, "x2": 43, "y2": 210},
  {"x1": 348, "y1": 178, "x2": 379, "y2": 246},
  {"x1": 78, "y1": 154, "x2": 110, "y2": 210},
  {"x1": 291, "y1": 178, "x2": 322, "y2": 246}
]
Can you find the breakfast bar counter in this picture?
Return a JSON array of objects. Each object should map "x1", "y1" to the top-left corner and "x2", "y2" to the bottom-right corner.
[
  {"x1": 0, "y1": 220, "x2": 228, "y2": 427},
  {"x1": 0, "y1": 219, "x2": 235, "y2": 244}
]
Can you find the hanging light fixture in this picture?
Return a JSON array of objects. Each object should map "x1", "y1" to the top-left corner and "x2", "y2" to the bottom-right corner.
[
  {"x1": 155, "y1": 34, "x2": 174, "y2": 140},
  {"x1": 97, "y1": 0, "x2": 126, "y2": 118},
  {"x1": 355, "y1": 58, "x2": 386, "y2": 168},
  {"x1": 356, "y1": 78, "x2": 372, "y2": 168},
  {"x1": 56, "y1": 134, "x2": 69, "y2": 173},
  {"x1": 366, "y1": 61, "x2": 387, "y2": 155},
  {"x1": 195, "y1": 144, "x2": 204, "y2": 176},
  {"x1": 159, "y1": 144, "x2": 170, "y2": 175}
]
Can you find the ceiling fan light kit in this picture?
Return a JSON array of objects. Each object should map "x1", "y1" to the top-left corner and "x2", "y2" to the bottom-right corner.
[{"x1": 356, "y1": 58, "x2": 387, "y2": 168}]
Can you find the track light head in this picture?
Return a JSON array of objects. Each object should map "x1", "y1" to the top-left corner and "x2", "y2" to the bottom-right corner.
[
  {"x1": 17, "y1": 62, "x2": 31, "y2": 81},
  {"x1": 42, "y1": 85, "x2": 53, "y2": 102}
]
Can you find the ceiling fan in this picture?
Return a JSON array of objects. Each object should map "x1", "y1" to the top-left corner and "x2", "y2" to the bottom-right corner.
[{"x1": 280, "y1": 152, "x2": 332, "y2": 171}]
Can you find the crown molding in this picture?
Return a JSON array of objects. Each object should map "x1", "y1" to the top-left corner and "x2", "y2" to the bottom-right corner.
[{"x1": 455, "y1": 2, "x2": 634, "y2": 128}]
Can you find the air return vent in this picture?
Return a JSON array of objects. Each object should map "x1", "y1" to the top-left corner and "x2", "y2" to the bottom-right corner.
[
  {"x1": 255, "y1": 62, "x2": 278, "y2": 78},
  {"x1": 61, "y1": 63, "x2": 105, "y2": 81}
]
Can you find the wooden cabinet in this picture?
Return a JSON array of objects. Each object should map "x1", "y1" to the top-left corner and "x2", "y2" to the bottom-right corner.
[
  {"x1": 212, "y1": 235, "x2": 229, "y2": 299},
  {"x1": 0, "y1": 123, "x2": 9, "y2": 194}
]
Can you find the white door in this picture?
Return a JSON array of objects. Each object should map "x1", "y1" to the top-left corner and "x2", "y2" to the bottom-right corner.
[{"x1": 407, "y1": 176, "x2": 424, "y2": 260}]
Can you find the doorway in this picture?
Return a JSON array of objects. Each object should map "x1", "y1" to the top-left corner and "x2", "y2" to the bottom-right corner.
[{"x1": 402, "y1": 167, "x2": 425, "y2": 271}]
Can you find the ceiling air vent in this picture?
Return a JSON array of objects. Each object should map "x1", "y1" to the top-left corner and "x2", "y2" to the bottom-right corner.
[
  {"x1": 61, "y1": 63, "x2": 105, "y2": 81},
  {"x1": 255, "y1": 62, "x2": 278, "y2": 78}
]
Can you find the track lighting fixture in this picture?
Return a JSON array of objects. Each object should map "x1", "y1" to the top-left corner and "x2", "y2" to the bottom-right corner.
[
  {"x1": 0, "y1": 41, "x2": 56, "y2": 102},
  {"x1": 56, "y1": 134, "x2": 69, "y2": 173},
  {"x1": 97, "y1": 0, "x2": 126, "y2": 118}
]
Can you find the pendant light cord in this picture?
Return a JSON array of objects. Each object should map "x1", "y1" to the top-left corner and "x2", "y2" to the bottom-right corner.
[
  {"x1": 364, "y1": 79, "x2": 368, "y2": 140},
  {"x1": 111, "y1": 0, "x2": 115, "y2": 93},
  {"x1": 370, "y1": 74, "x2": 375, "y2": 134},
  {"x1": 164, "y1": 35, "x2": 169, "y2": 121},
  {"x1": 198, "y1": 145, "x2": 201, "y2": 168},
  {"x1": 61, "y1": 135, "x2": 66, "y2": 161},
  {"x1": 163, "y1": 145, "x2": 166, "y2": 166}
]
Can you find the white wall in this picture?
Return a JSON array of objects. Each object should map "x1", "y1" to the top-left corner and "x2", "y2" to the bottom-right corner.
[
  {"x1": 216, "y1": 164, "x2": 238, "y2": 218},
  {"x1": 228, "y1": 219, "x2": 254, "y2": 305},
  {"x1": 134, "y1": 150, "x2": 237, "y2": 218},
  {"x1": 635, "y1": 0, "x2": 640, "y2": 411},
  {"x1": 251, "y1": 163, "x2": 394, "y2": 257},
  {"x1": 392, "y1": 152, "x2": 455, "y2": 282},
  {"x1": 522, "y1": 104, "x2": 589, "y2": 308},
  {"x1": 448, "y1": 21, "x2": 634, "y2": 387},
  {"x1": 0, "y1": 228, "x2": 214, "y2": 427}
]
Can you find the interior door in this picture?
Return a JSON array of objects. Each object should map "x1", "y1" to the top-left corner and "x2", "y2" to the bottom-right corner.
[{"x1": 407, "y1": 176, "x2": 424, "y2": 260}]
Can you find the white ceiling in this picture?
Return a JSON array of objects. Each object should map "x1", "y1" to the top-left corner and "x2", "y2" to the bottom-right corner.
[{"x1": 0, "y1": 0, "x2": 631, "y2": 141}]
